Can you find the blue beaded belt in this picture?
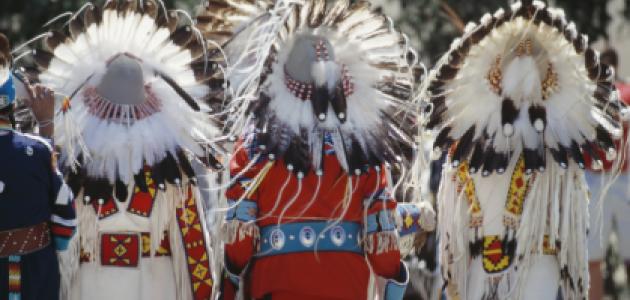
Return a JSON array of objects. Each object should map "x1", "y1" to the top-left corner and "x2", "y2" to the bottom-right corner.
[{"x1": 257, "y1": 221, "x2": 363, "y2": 257}]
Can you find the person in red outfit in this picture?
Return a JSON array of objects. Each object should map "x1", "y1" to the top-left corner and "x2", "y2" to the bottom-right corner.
[
  {"x1": 210, "y1": 1, "x2": 436, "y2": 299},
  {"x1": 223, "y1": 136, "x2": 406, "y2": 300}
]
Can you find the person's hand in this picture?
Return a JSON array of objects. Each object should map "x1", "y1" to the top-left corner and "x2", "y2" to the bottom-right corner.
[
  {"x1": 24, "y1": 84, "x2": 55, "y2": 126},
  {"x1": 24, "y1": 84, "x2": 55, "y2": 138}
]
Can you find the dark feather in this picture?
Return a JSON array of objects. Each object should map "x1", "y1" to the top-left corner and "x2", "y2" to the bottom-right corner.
[
  {"x1": 69, "y1": 15, "x2": 85, "y2": 40},
  {"x1": 120, "y1": 0, "x2": 137, "y2": 13},
  {"x1": 83, "y1": 4, "x2": 102, "y2": 28},
  {"x1": 155, "y1": 69, "x2": 200, "y2": 111},
  {"x1": 469, "y1": 141, "x2": 485, "y2": 174},
  {"x1": 170, "y1": 25, "x2": 194, "y2": 47},
  {"x1": 83, "y1": 178, "x2": 113, "y2": 203},
  {"x1": 311, "y1": 86, "x2": 329, "y2": 122},
  {"x1": 451, "y1": 126, "x2": 476, "y2": 166},
  {"x1": 0, "y1": 34, "x2": 10, "y2": 63},
  {"x1": 569, "y1": 141, "x2": 586, "y2": 168},
  {"x1": 45, "y1": 31, "x2": 68, "y2": 52},
  {"x1": 176, "y1": 149, "x2": 196, "y2": 180},
  {"x1": 161, "y1": 152, "x2": 182, "y2": 185},
  {"x1": 494, "y1": 152, "x2": 509, "y2": 174},
  {"x1": 596, "y1": 63, "x2": 614, "y2": 81},
  {"x1": 330, "y1": 83, "x2": 347, "y2": 123},
  {"x1": 324, "y1": 0, "x2": 349, "y2": 25},
  {"x1": 494, "y1": 10, "x2": 512, "y2": 28},
  {"x1": 427, "y1": 80, "x2": 444, "y2": 96},
  {"x1": 536, "y1": 148, "x2": 546, "y2": 172},
  {"x1": 186, "y1": 39, "x2": 205, "y2": 61},
  {"x1": 585, "y1": 48, "x2": 599, "y2": 79},
  {"x1": 523, "y1": 148, "x2": 538, "y2": 174},
  {"x1": 32, "y1": 49, "x2": 54, "y2": 69},
  {"x1": 157, "y1": 11, "x2": 179, "y2": 33},
  {"x1": 593, "y1": 84, "x2": 613, "y2": 104},
  {"x1": 581, "y1": 141, "x2": 601, "y2": 167},
  {"x1": 436, "y1": 64, "x2": 458, "y2": 81},
  {"x1": 199, "y1": 149, "x2": 223, "y2": 170},
  {"x1": 430, "y1": 95, "x2": 446, "y2": 113},
  {"x1": 481, "y1": 145, "x2": 496, "y2": 176},
  {"x1": 573, "y1": 34, "x2": 587, "y2": 53},
  {"x1": 308, "y1": 0, "x2": 326, "y2": 27},
  {"x1": 65, "y1": 169, "x2": 84, "y2": 197},
  {"x1": 470, "y1": 21, "x2": 493, "y2": 43},
  {"x1": 501, "y1": 98, "x2": 519, "y2": 136},
  {"x1": 528, "y1": 105, "x2": 547, "y2": 132},
  {"x1": 551, "y1": 13, "x2": 567, "y2": 32},
  {"x1": 103, "y1": 0, "x2": 118, "y2": 11},
  {"x1": 470, "y1": 239, "x2": 483, "y2": 258},
  {"x1": 434, "y1": 126, "x2": 453, "y2": 150},
  {"x1": 426, "y1": 96, "x2": 446, "y2": 129},
  {"x1": 115, "y1": 179, "x2": 128, "y2": 202},
  {"x1": 151, "y1": 162, "x2": 166, "y2": 190},
  {"x1": 134, "y1": 169, "x2": 149, "y2": 193},
  {"x1": 533, "y1": 7, "x2": 553, "y2": 26},
  {"x1": 514, "y1": 1, "x2": 530, "y2": 18},
  {"x1": 142, "y1": 0, "x2": 159, "y2": 19},
  {"x1": 448, "y1": 49, "x2": 464, "y2": 67},
  {"x1": 346, "y1": 136, "x2": 368, "y2": 175},
  {"x1": 549, "y1": 146, "x2": 569, "y2": 168},
  {"x1": 595, "y1": 124, "x2": 615, "y2": 153},
  {"x1": 283, "y1": 132, "x2": 311, "y2": 175}
]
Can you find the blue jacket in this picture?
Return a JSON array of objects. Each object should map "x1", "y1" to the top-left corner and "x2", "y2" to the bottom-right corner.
[{"x1": 0, "y1": 129, "x2": 76, "y2": 250}]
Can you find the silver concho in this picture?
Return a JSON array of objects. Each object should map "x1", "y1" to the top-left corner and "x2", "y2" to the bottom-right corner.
[
  {"x1": 25, "y1": 146, "x2": 33, "y2": 156},
  {"x1": 0, "y1": 180, "x2": 4, "y2": 194},
  {"x1": 299, "y1": 226, "x2": 316, "y2": 248},
  {"x1": 330, "y1": 226, "x2": 346, "y2": 247},
  {"x1": 269, "y1": 228, "x2": 286, "y2": 251}
]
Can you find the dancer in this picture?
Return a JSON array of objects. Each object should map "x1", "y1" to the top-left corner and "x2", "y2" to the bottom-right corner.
[
  {"x1": 196, "y1": 1, "x2": 435, "y2": 299},
  {"x1": 423, "y1": 1, "x2": 626, "y2": 299},
  {"x1": 25, "y1": 1, "x2": 224, "y2": 299}
]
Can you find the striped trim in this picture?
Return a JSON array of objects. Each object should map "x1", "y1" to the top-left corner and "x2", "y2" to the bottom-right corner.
[
  {"x1": 8, "y1": 255, "x2": 21, "y2": 300},
  {"x1": 54, "y1": 183, "x2": 73, "y2": 205},
  {"x1": 51, "y1": 214, "x2": 77, "y2": 227},
  {"x1": 21, "y1": 132, "x2": 53, "y2": 152},
  {"x1": 50, "y1": 224, "x2": 75, "y2": 237}
]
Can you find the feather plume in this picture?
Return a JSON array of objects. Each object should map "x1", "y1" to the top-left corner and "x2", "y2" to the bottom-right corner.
[
  {"x1": 27, "y1": 0, "x2": 224, "y2": 184},
  {"x1": 422, "y1": 0, "x2": 625, "y2": 174}
]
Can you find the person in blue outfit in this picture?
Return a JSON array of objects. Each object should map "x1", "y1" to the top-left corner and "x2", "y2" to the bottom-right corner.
[{"x1": 0, "y1": 33, "x2": 76, "y2": 300}]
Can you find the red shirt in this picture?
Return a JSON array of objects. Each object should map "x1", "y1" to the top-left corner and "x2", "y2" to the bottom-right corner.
[{"x1": 224, "y1": 138, "x2": 400, "y2": 299}]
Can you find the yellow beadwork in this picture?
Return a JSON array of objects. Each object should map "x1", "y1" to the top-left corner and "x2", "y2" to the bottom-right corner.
[
  {"x1": 505, "y1": 157, "x2": 529, "y2": 216},
  {"x1": 455, "y1": 161, "x2": 481, "y2": 214}
]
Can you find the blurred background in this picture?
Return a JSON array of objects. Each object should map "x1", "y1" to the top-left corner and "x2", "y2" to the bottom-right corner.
[
  {"x1": 2, "y1": 0, "x2": 629, "y2": 76},
  {"x1": 1, "y1": 0, "x2": 629, "y2": 299}
]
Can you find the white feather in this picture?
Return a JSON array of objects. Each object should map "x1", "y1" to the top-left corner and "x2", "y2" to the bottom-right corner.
[{"x1": 502, "y1": 56, "x2": 542, "y2": 102}]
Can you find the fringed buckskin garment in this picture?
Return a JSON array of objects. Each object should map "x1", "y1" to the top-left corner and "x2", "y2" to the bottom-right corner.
[
  {"x1": 21, "y1": 1, "x2": 226, "y2": 299},
  {"x1": 422, "y1": 1, "x2": 628, "y2": 299}
]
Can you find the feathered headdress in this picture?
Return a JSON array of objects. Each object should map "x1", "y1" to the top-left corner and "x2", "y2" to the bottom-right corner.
[
  {"x1": 424, "y1": 0, "x2": 625, "y2": 175},
  {"x1": 25, "y1": 0, "x2": 223, "y2": 192},
  {"x1": 198, "y1": 0, "x2": 419, "y2": 176}
]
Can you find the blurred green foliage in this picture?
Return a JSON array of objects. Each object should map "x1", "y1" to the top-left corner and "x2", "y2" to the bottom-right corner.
[
  {"x1": 0, "y1": 0, "x2": 199, "y2": 46},
  {"x1": 2, "y1": 0, "x2": 629, "y2": 65},
  {"x1": 384, "y1": 0, "x2": 630, "y2": 63}
]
